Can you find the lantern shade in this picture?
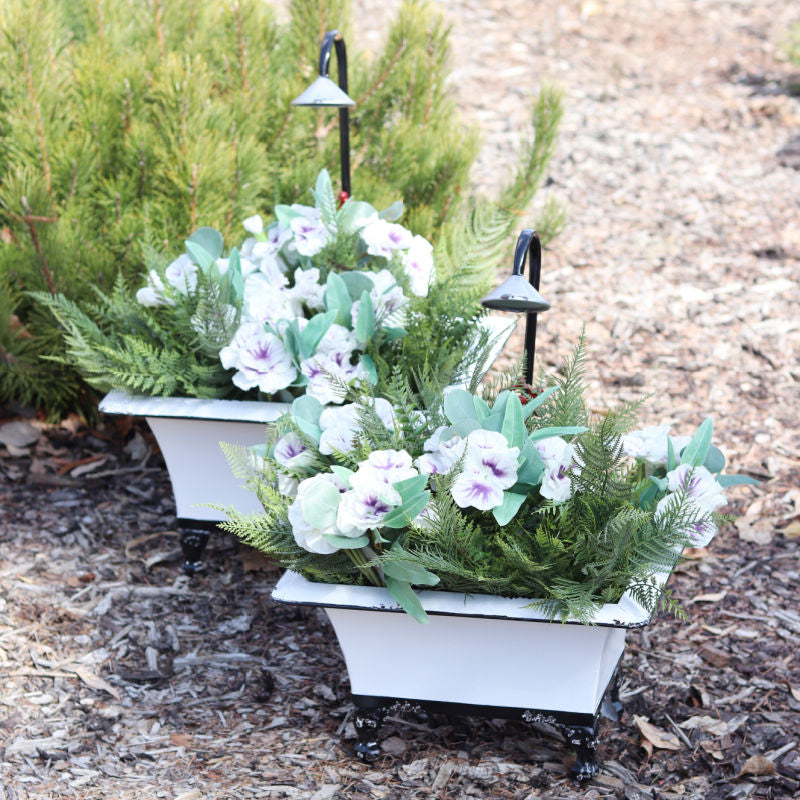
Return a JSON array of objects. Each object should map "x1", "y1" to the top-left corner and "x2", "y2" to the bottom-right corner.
[
  {"x1": 292, "y1": 75, "x2": 355, "y2": 107},
  {"x1": 480, "y1": 274, "x2": 550, "y2": 312}
]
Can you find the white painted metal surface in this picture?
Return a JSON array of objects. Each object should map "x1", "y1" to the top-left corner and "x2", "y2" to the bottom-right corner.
[{"x1": 273, "y1": 571, "x2": 660, "y2": 714}]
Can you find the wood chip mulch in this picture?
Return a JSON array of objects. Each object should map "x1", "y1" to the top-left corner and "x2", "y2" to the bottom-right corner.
[{"x1": 2, "y1": 1, "x2": 799, "y2": 797}]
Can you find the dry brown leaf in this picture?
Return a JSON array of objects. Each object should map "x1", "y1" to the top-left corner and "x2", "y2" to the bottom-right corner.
[
  {"x1": 124, "y1": 530, "x2": 177, "y2": 560},
  {"x1": 633, "y1": 715, "x2": 682, "y2": 750},
  {"x1": 692, "y1": 591, "x2": 727, "y2": 603},
  {"x1": 700, "y1": 740, "x2": 724, "y2": 760},
  {"x1": 782, "y1": 520, "x2": 800, "y2": 538},
  {"x1": 65, "y1": 665, "x2": 121, "y2": 701},
  {"x1": 790, "y1": 685, "x2": 800, "y2": 703},
  {"x1": 736, "y1": 498, "x2": 774, "y2": 544},
  {"x1": 738, "y1": 755, "x2": 777, "y2": 777},
  {"x1": 171, "y1": 733, "x2": 193, "y2": 747}
]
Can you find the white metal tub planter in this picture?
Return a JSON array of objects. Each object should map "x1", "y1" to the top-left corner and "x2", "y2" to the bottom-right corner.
[
  {"x1": 221, "y1": 293, "x2": 756, "y2": 781},
  {"x1": 40, "y1": 168, "x2": 513, "y2": 571},
  {"x1": 271, "y1": 569, "x2": 652, "y2": 779}
]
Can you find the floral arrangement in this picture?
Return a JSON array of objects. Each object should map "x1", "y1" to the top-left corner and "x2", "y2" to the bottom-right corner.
[
  {"x1": 37, "y1": 171, "x2": 486, "y2": 406},
  {"x1": 223, "y1": 341, "x2": 757, "y2": 623}
]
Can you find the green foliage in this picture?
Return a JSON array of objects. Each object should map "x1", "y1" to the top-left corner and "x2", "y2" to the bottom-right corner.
[
  {"x1": 782, "y1": 22, "x2": 800, "y2": 69},
  {"x1": 0, "y1": 0, "x2": 564, "y2": 416}
]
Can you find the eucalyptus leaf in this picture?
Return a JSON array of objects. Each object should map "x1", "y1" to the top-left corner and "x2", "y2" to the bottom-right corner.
[
  {"x1": 338, "y1": 200, "x2": 378, "y2": 234},
  {"x1": 383, "y1": 326, "x2": 407, "y2": 341},
  {"x1": 393, "y1": 474, "x2": 429, "y2": 500},
  {"x1": 384, "y1": 576, "x2": 429, "y2": 624},
  {"x1": 516, "y1": 442, "x2": 544, "y2": 485},
  {"x1": 382, "y1": 559, "x2": 439, "y2": 587},
  {"x1": 323, "y1": 533, "x2": 369, "y2": 549},
  {"x1": 301, "y1": 310, "x2": 337, "y2": 355},
  {"x1": 186, "y1": 226, "x2": 224, "y2": 260},
  {"x1": 482, "y1": 412, "x2": 504, "y2": 432},
  {"x1": 340, "y1": 271, "x2": 375, "y2": 301},
  {"x1": 378, "y1": 200, "x2": 404, "y2": 221},
  {"x1": 703, "y1": 445, "x2": 725, "y2": 474},
  {"x1": 312, "y1": 168, "x2": 337, "y2": 228},
  {"x1": 681, "y1": 417, "x2": 713, "y2": 467},
  {"x1": 355, "y1": 290, "x2": 375, "y2": 346},
  {"x1": 291, "y1": 395, "x2": 323, "y2": 425},
  {"x1": 501, "y1": 392, "x2": 525, "y2": 448},
  {"x1": 293, "y1": 417, "x2": 321, "y2": 444},
  {"x1": 274, "y1": 204, "x2": 302, "y2": 227},
  {"x1": 444, "y1": 389, "x2": 478, "y2": 424},
  {"x1": 492, "y1": 491, "x2": 527, "y2": 526},
  {"x1": 185, "y1": 241, "x2": 214, "y2": 271},
  {"x1": 302, "y1": 482, "x2": 341, "y2": 530},
  {"x1": 381, "y1": 491, "x2": 431, "y2": 528},
  {"x1": 716, "y1": 474, "x2": 760, "y2": 487},
  {"x1": 360, "y1": 354, "x2": 378, "y2": 385},
  {"x1": 667, "y1": 437, "x2": 678, "y2": 471},
  {"x1": 491, "y1": 390, "x2": 513, "y2": 419},
  {"x1": 324, "y1": 272, "x2": 352, "y2": 325},
  {"x1": 473, "y1": 396, "x2": 491, "y2": 420},
  {"x1": 529, "y1": 426, "x2": 588, "y2": 442},
  {"x1": 451, "y1": 418, "x2": 481, "y2": 437},
  {"x1": 330, "y1": 465, "x2": 354, "y2": 484},
  {"x1": 522, "y1": 386, "x2": 557, "y2": 420},
  {"x1": 226, "y1": 247, "x2": 244, "y2": 304}
]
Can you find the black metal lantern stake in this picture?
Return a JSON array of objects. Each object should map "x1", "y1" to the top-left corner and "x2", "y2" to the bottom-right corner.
[
  {"x1": 480, "y1": 229, "x2": 550, "y2": 385},
  {"x1": 292, "y1": 30, "x2": 355, "y2": 199}
]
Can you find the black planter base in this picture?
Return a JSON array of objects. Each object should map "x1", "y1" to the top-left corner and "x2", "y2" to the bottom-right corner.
[{"x1": 351, "y1": 670, "x2": 621, "y2": 782}]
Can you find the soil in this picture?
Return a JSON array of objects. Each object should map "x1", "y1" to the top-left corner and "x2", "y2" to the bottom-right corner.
[{"x1": 2, "y1": 1, "x2": 800, "y2": 798}]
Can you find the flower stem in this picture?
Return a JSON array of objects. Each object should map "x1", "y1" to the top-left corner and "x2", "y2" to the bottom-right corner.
[{"x1": 346, "y1": 547, "x2": 384, "y2": 588}]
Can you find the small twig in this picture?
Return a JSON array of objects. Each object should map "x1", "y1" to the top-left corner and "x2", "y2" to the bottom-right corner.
[{"x1": 665, "y1": 713, "x2": 692, "y2": 748}]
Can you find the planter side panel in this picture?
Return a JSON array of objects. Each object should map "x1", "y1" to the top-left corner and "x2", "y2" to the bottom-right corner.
[
  {"x1": 147, "y1": 417, "x2": 268, "y2": 521},
  {"x1": 325, "y1": 607, "x2": 626, "y2": 714}
]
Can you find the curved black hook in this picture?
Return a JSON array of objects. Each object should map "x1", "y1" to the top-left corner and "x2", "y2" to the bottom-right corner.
[
  {"x1": 318, "y1": 30, "x2": 351, "y2": 196},
  {"x1": 512, "y1": 228, "x2": 542, "y2": 291}
]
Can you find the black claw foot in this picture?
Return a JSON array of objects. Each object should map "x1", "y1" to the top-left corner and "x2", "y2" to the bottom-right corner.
[
  {"x1": 563, "y1": 724, "x2": 600, "y2": 782},
  {"x1": 180, "y1": 528, "x2": 210, "y2": 573},
  {"x1": 353, "y1": 696, "x2": 388, "y2": 761}
]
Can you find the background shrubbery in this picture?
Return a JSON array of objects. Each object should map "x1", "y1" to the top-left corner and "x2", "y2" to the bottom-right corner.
[{"x1": 0, "y1": 0, "x2": 563, "y2": 416}]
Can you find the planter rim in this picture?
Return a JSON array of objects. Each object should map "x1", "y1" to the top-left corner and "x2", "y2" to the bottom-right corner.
[
  {"x1": 98, "y1": 390, "x2": 288, "y2": 423},
  {"x1": 272, "y1": 570, "x2": 665, "y2": 629},
  {"x1": 96, "y1": 316, "x2": 515, "y2": 423}
]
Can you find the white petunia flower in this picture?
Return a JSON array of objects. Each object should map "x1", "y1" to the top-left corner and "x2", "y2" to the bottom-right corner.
[
  {"x1": 290, "y1": 267, "x2": 326, "y2": 311},
  {"x1": 350, "y1": 269, "x2": 408, "y2": 326},
  {"x1": 243, "y1": 215, "x2": 264, "y2": 235},
  {"x1": 402, "y1": 235, "x2": 434, "y2": 297},
  {"x1": 278, "y1": 473, "x2": 299, "y2": 499},
  {"x1": 349, "y1": 450, "x2": 417, "y2": 503},
  {"x1": 242, "y1": 272, "x2": 300, "y2": 323},
  {"x1": 534, "y1": 436, "x2": 580, "y2": 503},
  {"x1": 300, "y1": 352, "x2": 366, "y2": 405},
  {"x1": 336, "y1": 480, "x2": 398, "y2": 536},
  {"x1": 463, "y1": 430, "x2": 520, "y2": 489},
  {"x1": 135, "y1": 270, "x2": 171, "y2": 307},
  {"x1": 274, "y1": 432, "x2": 316, "y2": 471},
  {"x1": 451, "y1": 469, "x2": 506, "y2": 511},
  {"x1": 360, "y1": 219, "x2": 413, "y2": 258},
  {"x1": 317, "y1": 399, "x2": 397, "y2": 455},
  {"x1": 219, "y1": 322, "x2": 297, "y2": 394},
  {"x1": 289, "y1": 205, "x2": 330, "y2": 257},
  {"x1": 665, "y1": 464, "x2": 727, "y2": 513},
  {"x1": 215, "y1": 255, "x2": 259, "y2": 279},
  {"x1": 316, "y1": 322, "x2": 359, "y2": 357},
  {"x1": 164, "y1": 253, "x2": 199, "y2": 294}
]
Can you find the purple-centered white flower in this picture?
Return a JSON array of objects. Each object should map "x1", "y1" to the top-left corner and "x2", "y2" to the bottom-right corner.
[
  {"x1": 317, "y1": 399, "x2": 397, "y2": 455},
  {"x1": 300, "y1": 352, "x2": 366, "y2": 405},
  {"x1": 622, "y1": 423, "x2": 672, "y2": 464},
  {"x1": 274, "y1": 432, "x2": 315, "y2": 471},
  {"x1": 360, "y1": 219, "x2": 413, "y2": 258},
  {"x1": 242, "y1": 272, "x2": 300, "y2": 323},
  {"x1": 219, "y1": 322, "x2": 297, "y2": 394},
  {"x1": 288, "y1": 473, "x2": 347, "y2": 554},
  {"x1": 349, "y1": 450, "x2": 417, "y2": 504},
  {"x1": 450, "y1": 430, "x2": 521, "y2": 511},
  {"x1": 289, "y1": 267, "x2": 326, "y2": 311},
  {"x1": 654, "y1": 492, "x2": 717, "y2": 548},
  {"x1": 665, "y1": 464, "x2": 727, "y2": 513},
  {"x1": 336, "y1": 481, "x2": 397, "y2": 536},
  {"x1": 534, "y1": 436, "x2": 579, "y2": 503},
  {"x1": 403, "y1": 235, "x2": 434, "y2": 297},
  {"x1": 350, "y1": 269, "x2": 408, "y2": 326},
  {"x1": 289, "y1": 206, "x2": 330, "y2": 257},
  {"x1": 165, "y1": 253, "x2": 199, "y2": 294}
]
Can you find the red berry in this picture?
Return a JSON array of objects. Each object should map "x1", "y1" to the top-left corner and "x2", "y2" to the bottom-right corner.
[{"x1": 337, "y1": 191, "x2": 349, "y2": 208}]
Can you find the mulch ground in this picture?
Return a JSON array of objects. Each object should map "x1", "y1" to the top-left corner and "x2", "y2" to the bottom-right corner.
[{"x1": 2, "y1": 0, "x2": 800, "y2": 798}]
